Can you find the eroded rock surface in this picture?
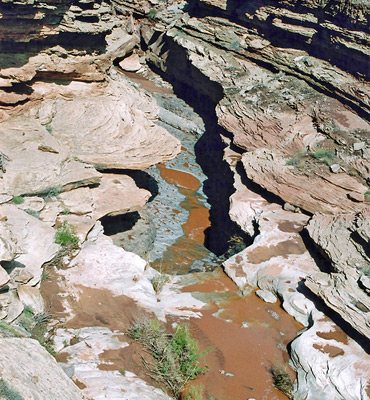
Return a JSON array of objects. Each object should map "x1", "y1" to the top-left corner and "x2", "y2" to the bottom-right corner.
[{"x1": 0, "y1": 338, "x2": 84, "y2": 399}]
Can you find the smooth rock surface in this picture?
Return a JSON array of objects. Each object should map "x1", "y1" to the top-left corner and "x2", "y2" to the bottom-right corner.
[{"x1": 0, "y1": 338, "x2": 84, "y2": 399}]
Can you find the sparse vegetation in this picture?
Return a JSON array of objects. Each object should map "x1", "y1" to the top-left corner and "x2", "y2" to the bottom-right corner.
[
  {"x1": 0, "y1": 321, "x2": 22, "y2": 338},
  {"x1": 16, "y1": 307, "x2": 55, "y2": 356},
  {"x1": 45, "y1": 123, "x2": 52, "y2": 134},
  {"x1": 313, "y1": 148, "x2": 335, "y2": 163},
  {"x1": 148, "y1": 8, "x2": 157, "y2": 20},
  {"x1": 151, "y1": 274, "x2": 169, "y2": 294},
  {"x1": 364, "y1": 190, "x2": 370, "y2": 201},
  {"x1": 25, "y1": 209, "x2": 40, "y2": 219},
  {"x1": 184, "y1": 385, "x2": 205, "y2": 400},
  {"x1": 0, "y1": 380, "x2": 24, "y2": 400},
  {"x1": 55, "y1": 221, "x2": 79, "y2": 247},
  {"x1": 127, "y1": 320, "x2": 208, "y2": 398},
  {"x1": 43, "y1": 185, "x2": 63, "y2": 200},
  {"x1": 271, "y1": 364, "x2": 294, "y2": 399},
  {"x1": 11, "y1": 196, "x2": 24, "y2": 205}
]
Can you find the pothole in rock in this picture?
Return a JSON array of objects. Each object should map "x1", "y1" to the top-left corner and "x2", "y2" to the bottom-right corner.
[{"x1": 100, "y1": 210, "x2": 155, "y2": 259}]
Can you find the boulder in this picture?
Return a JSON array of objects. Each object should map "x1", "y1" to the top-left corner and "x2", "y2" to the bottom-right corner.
[
  {"x1": 119, "y1": 53, "x2": 142, "y2": 72},
  {"x1": 17, "y1": 286, "x2": 45, "y2": 314},
  {"x1": 1, "y1": 204, "x2": 59, "y2": 286},
  {"x1": 0, "y1": 338, "x2": 84, "y2": 399}
]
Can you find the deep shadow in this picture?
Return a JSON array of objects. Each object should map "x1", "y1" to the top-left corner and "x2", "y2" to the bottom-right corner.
[
  {"x1": 298, "y1": 280, "x2": 370, "y2": 353},
  {"x1": 100, "y1": 211, "x2": 140, "y2": 236},
  {"x1": 1, "y1": 260, "x2": 26, "y2": 274},
  {"x1": 299, "y1": 227, "x2": 334, "y2": 273},
  {"x1": 147, "y1": 35, "x2": 251, "y2": 256},
  {"x1": 103, "y1": 169, "x2": 159, "y2": 202}
]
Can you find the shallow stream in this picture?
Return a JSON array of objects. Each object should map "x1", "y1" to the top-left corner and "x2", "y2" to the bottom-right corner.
[{"x1": 111, "y1": 69, "x2": 303, "y2": 399}]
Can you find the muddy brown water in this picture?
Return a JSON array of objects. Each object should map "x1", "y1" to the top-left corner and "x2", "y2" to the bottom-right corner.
[
  {"x1": 41, "y1": 71, "x2": 304, "y2": 400},
  {"x1": 153, "y1": 164, "x2": 301, "y2": 399}
]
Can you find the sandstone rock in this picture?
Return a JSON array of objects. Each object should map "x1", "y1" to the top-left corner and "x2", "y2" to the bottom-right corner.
[
  {"x1": 1, "y1": 204, "x2": 59, "y2": 286},
  {"x1": 17, "y1": 286, "x2": 45, "y2": 314},
  {"x1": 42, "y1": 72, "x2": 181, "y2": 170},
  {"x1": 14, "y1": 269, "x2": 34, "y2": 284},
  {"x1": 0, "y1": 265, "x2": 10, "y2": 289},
  {"x1": 305, "y1": 212, "x2": 370, "y2": 273},
  {"x1": 224, "y1": 150, "x2": 318, "y2": 326},
  {"x1": 0, "y1": 115, "x2": 102, "y2": 197},
  {"x1": 52, "y1": 326, "x2": 169, "y2": 399},
  {"x1": 0, "y1": 221, "x2": 17, "y2": 262},
  {"x1": 255, "y1": 289, "x2": 277, "y2": 303},
  {"x1": 58, "y1": 223, "x2": 204, "y2": 321},
  {"x1": 291, "y1": 312, "x2": 370, "y2": 400},
  {"x1": 305, "y1": 272, "x2": 370, "y2": 340},
  {"x1": 241, "y1": 149, "x2": 368, "y2": 214},
  {"x1": 4, "y1": 290, "x2": 24, "y2": 323},
  {"x1": 119, "y1": 53, "x2": 142, "y2": 72},
  {"x1": 55, "y1": 173, "x2": 151, "y2": 239},
  {"x1": 0, "y1": 338, "x2": 84, "y2": 399},
  {"x1": 330, "y1": 164, "x2": 341, "y2": 173}
]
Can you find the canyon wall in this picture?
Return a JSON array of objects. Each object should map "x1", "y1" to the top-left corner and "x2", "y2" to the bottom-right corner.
[{"x1": 0, "y1": 0, "x2": 369, "y2": 399}]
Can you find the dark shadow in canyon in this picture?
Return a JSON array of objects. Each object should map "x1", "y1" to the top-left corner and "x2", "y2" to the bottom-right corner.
[
  {"x1": 146, "y1": 37, "x2": 251, "y2": 256},
  {"x1": 299, "y1": 228, "x2": 334, "y2": 274},
  {"x1": 100, "y1": 211, "x2": 140, "y2": 236}
]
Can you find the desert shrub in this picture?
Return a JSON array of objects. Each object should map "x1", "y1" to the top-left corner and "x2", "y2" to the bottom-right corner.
[
  {"x1": 271, "y1": 364, "x2": 294, "y2": 399},
  {"x1": 148, "y1": 8, "x2": 157, "y2": 20},
  {"x1": 55, "y1": 221, "x2": 79, "y2": 247},
  {"x1": 0, "y1": 321, "x2": 22, "y2": 338},
  {"x1": 364, "y1": 190, "x2": 370, "y2": 201},
  {"x1": 0, "y1": 380, "x2": 23, "y2": 400},
  {"x1": 11, "y1": 196, "x2": 24, "y2": 205},
  {"x1": 127, "y1": 320, "x2": 207, "y2": 398},
  {"x1": 183, "y1": 385, "x2": 205, "y2": 400},
  {"x1": 313, "y1": 148, "x2": 335, "y2": 160},
  {"x1": 151, "y1": 274, "x2": 169, "y2": 294}
]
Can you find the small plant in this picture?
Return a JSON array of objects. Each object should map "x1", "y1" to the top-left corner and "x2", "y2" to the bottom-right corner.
[
  {"x1": 55, "y1": 221, "x2": 79, "y2": 247},
  {"x1": 41, "y1": 269, "x2": 50, "y2": 282},
  {"x1": 45, "y1": 123, "x2": 52, "y2": 134},
  {"x1": 0, "y1": 321, "x2": 22, "y2": 338},
  {"x1": 12, "y1": 196, "x2": 24, "y2": 205},
  {"x1": 44, "y1": 185, "x2": 63, "y2": 200},
  {"x1": 127, "y1": 320, "x2": 208, "y2": 398},
  {"x1": 25, "y1": 209, "x2": 40, "y2": 219},
  {"x1": 286, "y1": 150, "x2": 308, "y2": 168},
  {"x1": 365, "y1": 190, "x2": 370, "y2": 201},
  {"x1": 184, "y1": 385, "x2": 205, "y2": 400},
  {"x1": 313, "y1": 148, "x2": 335, "y2": 164},
  {"x1": 271, "y1": 364, "x2": 294, "y2": 399},
  {"x1": 60, "y1": 207, "x2": 71, "y2": 215},
  {"x1": 148, "y1": 8, "x2": 157, "y2": 20},
  {"x1": 151, "y1": 274, "x2": 169, "y2": 294},
  {"x1": 0, "y1": 380, "x2": 24, "y2": 400}
]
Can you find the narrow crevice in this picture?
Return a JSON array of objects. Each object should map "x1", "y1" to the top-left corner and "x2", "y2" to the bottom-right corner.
[{"x1": 299, "y1": 228, "x2": 334, "y2": 274}]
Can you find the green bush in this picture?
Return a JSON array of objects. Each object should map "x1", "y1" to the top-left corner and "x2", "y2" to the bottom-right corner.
[
  {"x1": 0, "y1": 380, "x2": 23, "y2": 400},
  {"x1": 127, "y1": 320, "x2": 207, "y2": 398},
  {"x1": 313, "y1": 148, "x2": 335, "y2": 160},
  {"x1": 151, "y1": 274, "x2": 169, "y2": 294},
  {"x1": 11, "y1": 196, "x2": 24, "y2": 205},
  {"x1": 148, "y1": 8, "x2": 157, "y2": 20},
  {"x1": 55, "y1": 221, "x2": 79, "y2": 247},
  {"x1": 364, "y1": 190, "x2": 370, "y2": 201}
]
